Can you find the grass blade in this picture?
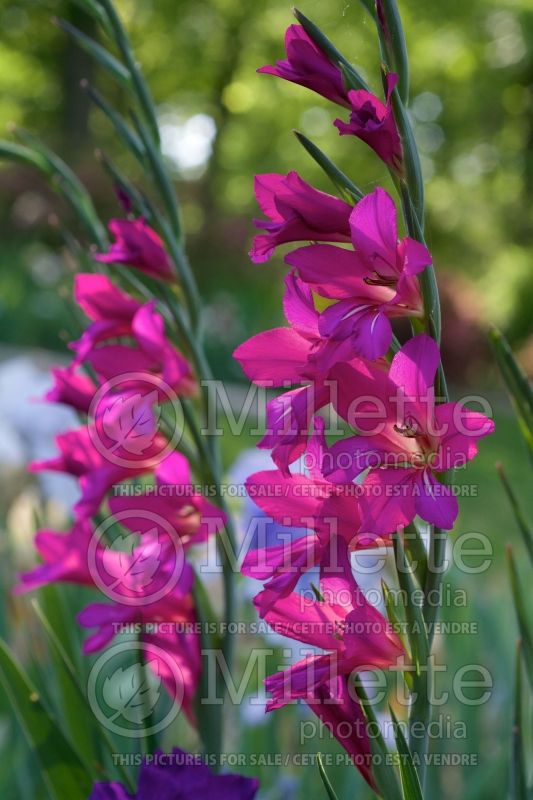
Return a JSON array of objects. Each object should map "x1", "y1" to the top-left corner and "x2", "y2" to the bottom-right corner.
[
  {"x1": 0, "y1": 638, "x2": 93, "y2": 799},
  {"x1": 54, "y1": 17, "x2": 131, "y2": 87},
  {"x1": 354, "y1": 676, "x2": 402, "y2": 799},
  {"x1": 293, "y1": 131, "x2": 363, "y2": 203},
  {"x1": 511, "y1": 642, "x2": 528, "y2": 800},
  {"x1": 317, "y1": 752, "x2": 340, "y2": 800},
  {"x1": 497, "y1": 463, "x2": 533, "y2": 566},
  {"x1": 507, "y1": 546, "x2": 533, "y2": 692},
  {"x1": 490, "y1": 328, "x2": 533, "y2": 463},
  {"x1": 389, "y1": 707, "x2": 423, "y2": 800}
]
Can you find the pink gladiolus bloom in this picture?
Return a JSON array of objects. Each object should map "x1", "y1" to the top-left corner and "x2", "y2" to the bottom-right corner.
[
  {"x1": 82, "y1": 301, "x2": 196, "y2": 397},
  {"x1": 234, "y1": 274, "x2": 325, "y2": 386},
  {"x1": 29, "y1": 424, "x2": 168, "y2": 518},
  {"x1": 258, "y1": 535, "x2": 404, "y2": 710},
  {"x1": 95, "y1": 218, "x2": 174, "y2": 282},
  {"x1": 328, "y1": 334, "x2": 495, "y2": 531},
  {"x1": 258, "y1": 25, "x2": 351, "y2": 108},
  {"x1": 241, "y1": 530, "x2": 323, "y2": 608},
  {"x1": 286, "y1": 188, "x2": 431, "y2": 361},
  {"x1": 71, "y1": 275, "x2": 195, "y2": 397},
  {"x1": 44, "y1": 366, "x2": 97, "y2": 413},
  {"x1": 78, "y1": 595, "x2": 200, "y2": 722},
  {"x1": 245, "y1": 419, "x2": 389, "y2": 614},
  {"x1": 307, "y1": 676, "x2": 375, "y2": 790},
  {"x1": 334, "y1": 73, "x2": 403, "y2": 172},
  {"x1": 16, "y1": 518, "x2": 96, "y2": 592},
  {"x1": 109, "y1": 451, "x2": 227, "y2": 547},
  {"x1": 250, "y1": 171, "x2": 352, "y2": 263},
  {"x1": 17, "y1": 517, "x2": 193, "y2": 603},
  {"x1": 235, "y1": 274, "x2": 332, "y2": 471}
]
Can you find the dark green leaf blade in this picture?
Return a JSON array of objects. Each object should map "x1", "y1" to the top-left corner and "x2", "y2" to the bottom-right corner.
[
  {"x1": 511, "y1": 642, "x2": 528, "y2": 800},
  {"x1": 0, "y1": 638, "x2": 93, "y2": 800},
  {"x1": 497, "y1": 463, "x2": 533, "y2": 566},
  {"x1": 317, "y1": 753, "x2": 340, "y2": 800},
  {"x1": 490, "y1": 328, "x2": 533, "y2": 463},
  {"x1": 389, "y1": 706, "x2": 423, "y2": 800},
  {"x1": 54, "y1": 17, "x2": 131, "y2": 87},
  {"x1": 293, "y1": 131, "x2": 363, "y2": 202},
  {"x1": 507, "y1": 546, "x2": 533, "y2": 692}
]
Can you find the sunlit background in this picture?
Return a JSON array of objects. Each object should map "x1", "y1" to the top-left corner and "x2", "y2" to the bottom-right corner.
[{"x1": 0, "y1": 1, "x2": 532, "y2": 798}]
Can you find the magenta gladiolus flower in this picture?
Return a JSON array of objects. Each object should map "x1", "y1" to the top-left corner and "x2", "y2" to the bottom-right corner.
[
  {"x1": 109, "y1": 452, "x2": 227, "y2": 546},
  {"x1": 89, "y1": 749, "x2": 259, "y2": 800},
  {"x1": 78, "y1": 595, "x2": 200, "y2": 721},
  {"x1": 44, "y1": 366, "x2": 97, "y2": 413},
  {"x1": 95, "y1": 218, "x2": 174, "y2": 282},
  {"x1": 71, "y1": 275, "x2": 196, "y2": 397},
  {"x1": 307, "y1": 676, "x2": 375, "y2": 790},
  {"x1": 16, "y1": 518, "x2": 97, "y2": 592},
  {"x1": 334, "y1": 73, "x2": 403, "y2": 171},
  {"x1": 259, "y1": 535, "x2": 404, "y2": 709},
  {"x1": 29, "y1": 424, "x2": 168, "y2": 518},
  {"x1": 250, "y1": 171, "x2": 352, "y2": 263},
  {"x1": 234, "y1": 274, "x2": 332, "y2": 471},
  {"x1": 286, "y1": 187, "x2": 431, "y2": 361},
  {"x1": 244, "y1": 420, "x2": 390, "y2": 614},
  {"x1": 328, "y1": 334, "x2": 495, "y2": 531},
  {"x1": 234, "y1": 273, "x2": 324, "y2": 386},
  {"x1": 258, "y1": 25, "x2": 350, "y2": 108}
]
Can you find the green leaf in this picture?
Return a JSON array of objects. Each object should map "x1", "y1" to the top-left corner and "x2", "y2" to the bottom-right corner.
[
  {"x1": 132, "y1": 112, "x2": 181, "y2": 239},
  {"x1": 84, "y1": 82, "x2": 145, "y2": 163},
  {"x1": 99, "y1": 0, "x2": 161, "y2": 146},
  {"x1": 293, "y1": 9, "x2": 370, "y2": 93},
  {"x1": 511, "y1": 642, "x2": 528, "y2": 800},
  {"x1": 11, "y1": 128, "x2": 107, "y2": 247},
  {"x1": 375, "y1": 0, "x2": 410, "y2": 104},
  {"x1": 389, "y1": 707, "x2": 423, "y2": 800},
  {"x1": 293, "y1": 131, "x2": 363, "y2": 203},
  {"x1": 354, "y1": 676, "x2": 402, "y2": 800},
  {"x1": 0, "y1": 638, "x2": 92, "y2": 799},
  {"x1": 97, "y1": 150, "x2": 154, "y2": 220},
  {"x1": 31, "y1": 598, "x2": 136, "y2": 792},
  {"x1": 403, "y1": 522, "x2": 427, "y2": 589},
  {"x1": 382, "y1": 579, "x2": 410, "y2": 684},
  {"x1": 192, "y1": 571, "x2": 223, "y2": 755},
  {"x1": 317, "y1": 753, "x2": 340, "y2": 800},
  {"x1": 71, "y1": 0, "x2": 114, "y2": 38},
  {"x1": 393, "y1": 532, "x2": 429, "y2": 678},
  {"x1": 490, "y1": 328, "x2": 533, "y2": 464},
  {"x1": 0, "y1": 141, "x2": 50, "y2": 173},
  {"x1": 507, "y1": 546, "x2": 533, "y2": 692},
  {"x1": 497, "y1": 463, "x2": 533, "y2": 566},
  {"x1": 54, "y1": 17, "x2": 131, "y2": 87}
]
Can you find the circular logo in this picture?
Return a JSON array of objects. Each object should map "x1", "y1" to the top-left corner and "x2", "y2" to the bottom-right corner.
[
  {"x1": 88, "y1": 509, "x2": 186, "y2": 606},
  {"x1": 87, "y1": 640, "x2": 184, "y2": 737},
  {"x1": 88, "y1": 372, "x2": 185, "y2": 469}
]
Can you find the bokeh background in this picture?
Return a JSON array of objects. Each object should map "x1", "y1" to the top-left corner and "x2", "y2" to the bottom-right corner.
[{"x1": 0, "y1": 1, "x2": 532, "y2": 798}]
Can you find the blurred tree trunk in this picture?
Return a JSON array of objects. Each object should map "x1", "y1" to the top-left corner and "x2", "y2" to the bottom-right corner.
[{"x1": 61, "y1": 2, "x2": 96, "y2": 156}]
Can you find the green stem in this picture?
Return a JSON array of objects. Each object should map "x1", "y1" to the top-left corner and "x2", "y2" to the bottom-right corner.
[{"x1": 100, "y1": 0, "x2": 161, "y2": 147}]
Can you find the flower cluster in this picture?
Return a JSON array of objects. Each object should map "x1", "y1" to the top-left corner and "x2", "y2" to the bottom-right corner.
[
  {"x1": 19, "y1": 219, "x2": 226, "y2": 724},
  {"x1": 234, "y1": 24, "x2": 495, "y2": 788}
]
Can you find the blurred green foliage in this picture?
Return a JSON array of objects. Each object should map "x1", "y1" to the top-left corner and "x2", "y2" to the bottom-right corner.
[{"x1": 0, "y1": 0, "x2": 533, "y2": 378}]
